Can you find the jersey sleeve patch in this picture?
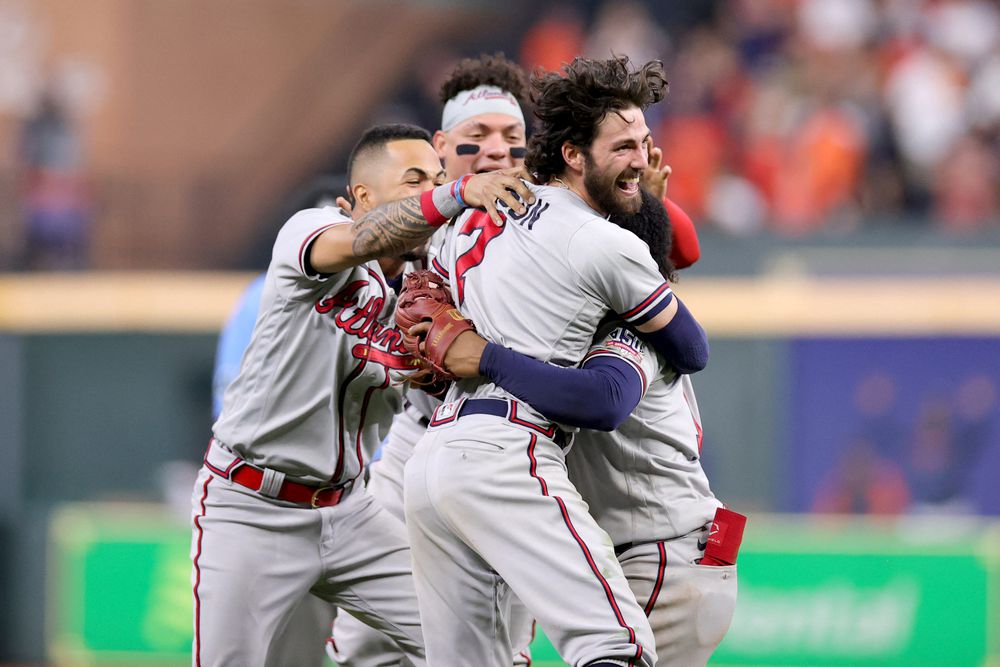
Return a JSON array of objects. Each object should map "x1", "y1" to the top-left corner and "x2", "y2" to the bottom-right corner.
[{"x1": 583, "y1": 327, "x2": 650, "y2": 395}]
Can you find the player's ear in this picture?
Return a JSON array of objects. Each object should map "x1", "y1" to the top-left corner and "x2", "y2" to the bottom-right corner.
[
  {"x1": 562, "y1": 141, "x2": 585, "y2": 174},
  {"x1": 432, "y1": 130, "x2": 449, "y2": 162},
  {"x1": 352, "y1": 183, "x2": 373, "y2": 212}
]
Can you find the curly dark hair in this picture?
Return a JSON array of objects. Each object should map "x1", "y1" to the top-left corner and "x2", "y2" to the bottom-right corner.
[
  {"x1": 525, "y1": 55, "x2": 668, "y2": 183},
  {"x1": 438, "y1": 52, "x2": 531, "y2": 111},
  {"x1": 610, "y1": 187, "x2": 677, "y2": 282}
]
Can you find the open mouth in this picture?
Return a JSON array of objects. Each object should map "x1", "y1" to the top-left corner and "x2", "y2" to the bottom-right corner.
[{"x1": 616, "y1": 176, "x2": 640, "y2": 196}]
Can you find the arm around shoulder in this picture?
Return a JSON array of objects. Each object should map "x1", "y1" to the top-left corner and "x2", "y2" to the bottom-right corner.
[{"x1": 634, "y1": 297, "x2": 709, "y2": 374}]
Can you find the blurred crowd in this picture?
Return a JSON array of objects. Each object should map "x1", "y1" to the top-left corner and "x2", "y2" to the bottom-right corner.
[
  {"x1": 813, "y1": 372, "x2": 998, "y2": 516},
  {"x1": 514, "y1": 0, "x2": 1000, "y2": 235},
  {"x1": 369, "y1": 0, "x2": 1000, "y2": 237},
  {"x1": 4, "y1": 0, "x2": 1000, "y2": 272}
]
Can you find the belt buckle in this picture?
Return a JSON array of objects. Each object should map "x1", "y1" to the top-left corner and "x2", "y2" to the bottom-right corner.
[{"x1": 310, "y1": 486, "x2": 335, "y2": 508}]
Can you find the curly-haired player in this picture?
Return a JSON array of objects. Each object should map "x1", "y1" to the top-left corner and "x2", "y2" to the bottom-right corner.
[
  {"x1": 403, "y1": 55, "x2": 709, "y2": 667},
  {"x1": 407, "y1": 188, "x2": 741, "y2": 667},
  {"x1": 433, "y1": 52, "x2": 531, "y2": 176}
]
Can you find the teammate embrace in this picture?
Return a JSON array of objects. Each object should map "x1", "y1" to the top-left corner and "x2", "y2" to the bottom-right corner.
[{"x1": 195, "y1": 52, "x2": 742, "y2": 667}]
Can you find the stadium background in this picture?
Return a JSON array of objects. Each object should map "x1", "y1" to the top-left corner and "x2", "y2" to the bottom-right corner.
[{"x1": 1, "y1": 0, "x2": 998, "y2": 665}]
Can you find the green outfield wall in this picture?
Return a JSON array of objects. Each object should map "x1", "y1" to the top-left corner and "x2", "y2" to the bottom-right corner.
[{"x1": 45, "y1": 505, "x2": 1000, "y2": 667}]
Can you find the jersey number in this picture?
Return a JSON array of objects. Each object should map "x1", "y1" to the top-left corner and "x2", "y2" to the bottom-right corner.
[{"x1": 455, "y1": 210, "x2": 505, "y2": 305}]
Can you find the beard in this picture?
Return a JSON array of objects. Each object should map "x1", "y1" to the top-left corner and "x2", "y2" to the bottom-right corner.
[
  {"x1": 609, "y1": 187, "x2": 676, "y2": 281},
  {"x1": 583, "y1": 152, "x2": 642, "y2": 217}
]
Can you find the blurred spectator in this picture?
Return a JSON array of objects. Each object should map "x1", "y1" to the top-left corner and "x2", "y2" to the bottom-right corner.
[
  {"x1": 904, "y1": 397, "x2": 969, "y2": 513},
  {"x1": 933, "y1": 134, "x2": 1000, "y2": 230},
  {"x1": 519, "y1": 4, "x2": 586, "y2": 73},
  {"x1": 852, "y1": 371, "x2": 907, "y2": 459},
  {"x1": 584, "y1": 0, "x2": 670, "y2": 66},
  {"x1": 16, "y1": 85, "x2": 93, "y2": 269},
  {"x1": 906, "y1": 378, "x2": 997, "y2": 513},
  {"x1": 813, "y1": 436, "x2": 911, "y2": 515},
  {"x1": 811, "y1": 371, "x2": 913, "y2": 515}
]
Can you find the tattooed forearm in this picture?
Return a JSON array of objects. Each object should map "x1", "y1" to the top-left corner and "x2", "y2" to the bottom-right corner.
[{"x1": 351, "y1": 195, "x2": 437, "y2": 261}]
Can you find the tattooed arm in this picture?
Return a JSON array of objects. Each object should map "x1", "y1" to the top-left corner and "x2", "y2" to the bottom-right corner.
[
  {"x1": 307, "y1": 168, "x2": 534, "y2": 275},
  {"x1": 307, "y1": 195, "x2": 432, "y2": 276}
]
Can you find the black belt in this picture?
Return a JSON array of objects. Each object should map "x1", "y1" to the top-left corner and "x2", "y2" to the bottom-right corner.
[{"x1": 445, "y1": 398, "x2": 572, "y2": 448}]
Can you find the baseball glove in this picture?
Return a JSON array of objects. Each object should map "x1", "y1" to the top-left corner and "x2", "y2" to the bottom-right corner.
[{"x1": 394, "y1": 269, "x2": 476, "y2": 385}]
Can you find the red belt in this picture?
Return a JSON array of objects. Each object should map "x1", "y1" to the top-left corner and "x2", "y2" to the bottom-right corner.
[{"x1": 230, "y1": 464, "x2": 349, "y2": 508}]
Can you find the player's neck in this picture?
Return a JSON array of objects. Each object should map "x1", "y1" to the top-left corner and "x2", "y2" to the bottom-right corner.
[{"x1": 549, "y1": 174, "x2": 605, "y2": 217}]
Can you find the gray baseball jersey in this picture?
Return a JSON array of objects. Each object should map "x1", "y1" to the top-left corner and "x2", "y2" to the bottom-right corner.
[
  {"x1": 404, "y1": 183, "x2": 674, "y2": 667},
  {"x1": 437, "y1": 183, "x2": 673, "y2": 409},
  {"x1": 568, "y1": 324, "x2": 735, "y2": 667},
  {"x1": 212, "y1": 206, "x2": 410, "y2": 485},
  {"x1": 567, "y1": 324, "x2": 723, "y2": 547},
  {"x1": 329, "y1": 241, "x2": 535, "y2": 667},
  {"x1": 193, "y1": 206, "x2": 427, "y2": 667}
]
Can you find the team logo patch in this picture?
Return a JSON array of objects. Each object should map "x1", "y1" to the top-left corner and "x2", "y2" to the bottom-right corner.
[
  {"x1": 602, "y1": 327, "x2": 644, "y2": 365},
  {"x1": 430, "y1": 400, "x2": 462, "y2": 427},
  {"x1": 605, "y1": 340, "x2": 644, "y2": 365},
  {"x1": 437, "y1": 402, "x2": 459, "y2": 419}
]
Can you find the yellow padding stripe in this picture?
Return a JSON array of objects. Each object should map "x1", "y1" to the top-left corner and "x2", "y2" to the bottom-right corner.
[
  {"x1": 0, "y1": 272, "x2": 258, "y2": 333},
  {"x1": 1, "y1": 273, "x2": 999, "y2": 335},
  {"x1": 679, "y1": 277, "x2": 1000, "y2": 336}
]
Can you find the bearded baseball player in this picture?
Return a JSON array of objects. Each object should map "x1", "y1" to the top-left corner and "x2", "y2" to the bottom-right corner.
[
  {"x1": 405, "y1": 189, "x2": 740, "y2": 667},
  {"x1": 400, "y1": 56, "x2": 710, "y2": 667},
  {"x1": 190, "y1": 123, "x2": 532, "y2": 667},
  {"x1": 329, "y1": 52, "x2": 539, "y2": 667}
]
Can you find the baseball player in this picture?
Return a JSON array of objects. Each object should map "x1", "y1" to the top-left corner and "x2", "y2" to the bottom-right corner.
[
  {"x1": 468, "y1": 188, "x2": 738, "y2": 666},
  {"x1": 401, "y1": 56, "x2": 709, "y2": 667},
  {"x1": 566, "y1": 188, "x2": 739, "y2": 667},
  {"x1": 404, "y1": 183, "x2": 741, "y2": 666},
  {"x1": 329, "y1": 52, "x2": 538, "y2": 667},
  {"x1": 211, "y1": 178, "x2": 344, "y2": 667},
  {"x1": 191, "y1": 122, "x2": 532, "y2": 667}
]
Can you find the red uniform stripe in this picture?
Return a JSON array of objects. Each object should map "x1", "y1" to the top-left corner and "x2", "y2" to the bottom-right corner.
[
  {"x1": 354, "y1": 370, "x2": 390, "y2": 476},
  {"x1": 525, "y1": 435, "x2": 643, "y2": 666},
  {"x1": 192, "y1": 474, "x2": 213, "y2": 667},
  {"x1": 332, "y1": 361, "x2": 365, "y2": 483},
  {"x1": 683, "y1": 392, "x2": 704, "y2": 453},
  {"x1": 431, "y1": 257, "x2": 450, "y2": 279},
  {"x1": 510, "y1": 402, "x2": 556, "y2": 438},
  {"x1": 643, "y1": 542, "x2": 667, "y2": 617},
  {"x1": 519, "y1": 620, "x2": 537, "y2": 666}
]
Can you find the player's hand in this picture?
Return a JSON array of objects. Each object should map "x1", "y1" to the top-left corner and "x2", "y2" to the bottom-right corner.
[
  {"x1": 335, "y1": 196, "x2": 354, "y2": 218},
  {"x1": 461, "y1": 167, "x2": 536, "y2": 225},
  {"x1": 408, "y1": 322, "x2": 486, "y2": 378},
  {"x1": 641, "y1": 138, "x2": 672, "y2": 200}
]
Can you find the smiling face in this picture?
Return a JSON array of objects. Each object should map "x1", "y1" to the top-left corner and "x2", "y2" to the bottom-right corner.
[
  {"x1": 351, "y1": 138, "x2": 447, "y2": 213},
  {"x1": 434, "y1": 112, "x2": 526, "y2": 179},
  {"x1": 580, "y1": 105, "x2": 650, "y2": 217}
]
